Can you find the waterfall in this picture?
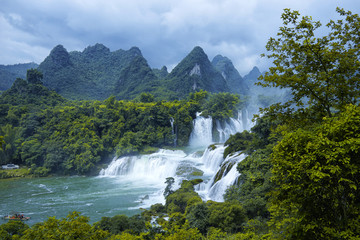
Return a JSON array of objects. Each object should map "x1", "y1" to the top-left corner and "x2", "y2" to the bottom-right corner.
[
  {"x1": 205, "y1": 153, "x2": 246, "y2": 202},
  {"x1": 201, "y1": 145, "x2": 226, "y2": 173},
  {"x1": 100, "y1": 150, "x2": 188, "y2": 185},
  {"x1": 215, "y1": 117, "x2": 243, "y2": 143},
  {"x1": 100, "y1": 108, "x2": 256, "y2": 205},
  {"x1": 241, "y1": 109, "x2": 255, "y2": 130},
  {"x1": 170, "y1": 117, "x2": 177, "y2": 147},
  {"x1": 189, "y1": 113, "x2": 213, "y2": 148}
]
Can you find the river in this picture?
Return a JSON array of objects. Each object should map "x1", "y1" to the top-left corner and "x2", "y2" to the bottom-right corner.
[
  {"x1": 0, "y1": 175, "x2": 163, "y2": 225},
  {"x1": 0, "y1": 110, "x2": 253, "y2": 225}
]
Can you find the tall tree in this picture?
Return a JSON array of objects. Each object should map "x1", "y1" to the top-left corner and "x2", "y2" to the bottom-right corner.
[
  {"x1": 259, "y1": 8, "x2": 360, "y2": 123},
  {"x1": 269, "y1": 104, "x2": 360, "y2": 239}
]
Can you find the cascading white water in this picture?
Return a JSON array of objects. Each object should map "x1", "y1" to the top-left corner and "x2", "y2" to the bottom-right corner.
[
  {"x1": 170, "y1": 117, "x2": 177, "y2": 147},
  {"x1": 241, "y1": 109, "x2": 255, "y2": 130},
  {"x1": 100, "y1": 108, "x2": 255, "y2": 206},
  {"x1": 201, "y1": 145, "x2": 226, "y2": 173},
  {"x1": 100, "y1": 149, "x2": 205, "y2": 206},
  {"x1": 205, "y1": 153, "x2": 246, "y2": 202},
  {"x1": 215, "y1": 117, "x2": 243, "y2": 143},
  {"x1": 188, "y1": 113, "x2": 213, "y2": 148},
  {"x1": 100, "y1": 150, "x2": 187, "y2": 184}
]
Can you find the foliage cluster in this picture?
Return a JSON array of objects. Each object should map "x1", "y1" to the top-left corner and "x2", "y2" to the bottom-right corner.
[
  {"x1": 221, "y1": 7, "x2": 360, "y2": 239},
  {"x1": 0, "y1": 167, "x2": 31, "y2": 179},
  {"x1": 269, "y1": 104, "x2": 360, "y2": 239},
  {"x1": 222, "y1": 113, "x2": 279, "y2": 234},
  {"x1": 259, "y1": 7, "x2": 360, "y2": 127}
]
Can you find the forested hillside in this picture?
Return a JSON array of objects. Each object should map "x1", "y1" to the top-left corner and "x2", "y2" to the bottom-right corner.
[
  {"x1": 38, "y1": 44, "x2": 147, "y2": 100},
  {"x1": 162, "y1": 46, "x2": 230, "y2": 99},
  {"x1": 35, "y1": 45, "x2": 248, "y2": 100}
]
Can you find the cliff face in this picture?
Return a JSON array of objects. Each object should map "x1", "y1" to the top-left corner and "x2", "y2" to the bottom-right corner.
[
  {"x1": 164, "y1": 46, "x2": 229, "y2": 99},
  {"x1": 212, "y1": 55, "x2": 249, "y2": 95}
]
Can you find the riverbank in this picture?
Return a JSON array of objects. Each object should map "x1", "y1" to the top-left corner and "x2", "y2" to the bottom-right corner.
[{"x1": 0, "y1": 166, "x2": 51, "y2": 179}]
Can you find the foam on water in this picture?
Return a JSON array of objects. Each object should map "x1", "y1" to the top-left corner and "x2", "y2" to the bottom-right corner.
[{"x1": 100, "y1": 109, "x2": 254, "y2": 204}]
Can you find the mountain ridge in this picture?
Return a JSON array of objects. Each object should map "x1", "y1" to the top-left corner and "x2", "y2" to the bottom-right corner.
[
  {"x1": 163, "y1": 46, "x2": 230, "y2": 99},
  {"x1": 1, "y1": 44, "x2": 260, "y2": 100},
  {"x1": 212, "y1": 55, "x2": 249, "y2": 95}
]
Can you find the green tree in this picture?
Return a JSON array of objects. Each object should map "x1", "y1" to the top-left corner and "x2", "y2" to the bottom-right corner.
[
  {"x1": 22, "y1": 211, "x2": 108, "y2": 239},
  {"x1": 186, "y1": 202, "x2": 209, "y2": 234},
  {"x1": 223, "y1": 130, "x2": 254, "y2": 158},
  {"x1": 207, "y1": 201, "x2": 247, "y2": 233},
  {"x1": 269, "y1": 104, "x2": 360, "y2": 239},
  {"x1": 0, "y1": 220, "x2": 29, "y2": 239},
  {"x1": 95, "y1": 214, "x2": 146, "y2": 235},
  {"x1": 0, "y1": 136, "x2": 4, "y2": 149},
  {"x1": 201, "y1": 92, "x2": 240, "y2": 120},
  {"x1": 164, "y1": 177, "x2": 175, "y2": 197},
  {"x1": 165, "y1": 180, "x2": 202, "y2": 214},
  {"x1": 0, "y1": 124, "x2": 18, "y2": 165},
  {"x1": 139, "y1": 92, "x2": 155, "y2": 103},
  {"x1": 259, "y1": 8, "x2": 360, "y2": 124},
  {"x1": 26, "y1": 68, "x2": 43, "y2": 85}
]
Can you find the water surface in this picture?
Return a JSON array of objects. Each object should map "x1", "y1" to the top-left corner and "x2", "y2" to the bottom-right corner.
[{"x1": 0, "y1": 176, "x2": 161, "y2": 225}]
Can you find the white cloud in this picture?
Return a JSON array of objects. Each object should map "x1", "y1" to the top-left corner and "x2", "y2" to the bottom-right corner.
[
  {"x1": 0, "y1": 13, "x2": 49, "y2": 64},
  {"x1": 0, "y1": 0, "x2": 359, "y2": 75}
]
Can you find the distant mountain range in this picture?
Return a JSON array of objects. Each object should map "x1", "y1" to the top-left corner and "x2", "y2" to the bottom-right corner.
[
  {"x1": 0, "y1": 63, "x2": 39, "y2": 91},
  {"x1": 0, "y1": 44, "x2": 262, "y2": 100}
]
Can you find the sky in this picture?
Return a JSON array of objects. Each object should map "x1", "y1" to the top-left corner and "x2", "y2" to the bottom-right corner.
[{"x1": 1, "y1": 0, "x2": 359, "y2": 76}]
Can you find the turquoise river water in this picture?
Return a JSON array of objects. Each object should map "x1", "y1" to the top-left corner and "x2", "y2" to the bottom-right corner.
[{"x1": 0, "y1": 175, "x2": 161, "y2": 225}]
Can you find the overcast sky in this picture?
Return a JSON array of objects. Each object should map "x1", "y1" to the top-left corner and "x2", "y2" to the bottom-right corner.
[{"x1": 1, "y1": 0, "x2": 359, "y2": 75}]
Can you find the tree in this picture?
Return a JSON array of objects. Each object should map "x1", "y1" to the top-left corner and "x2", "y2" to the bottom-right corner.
[
  {"x1": 0, "y1": 124, "x2": 18, "y2": 165},
  {"x1": 139, "y1": 92, "x2": 155, "y2": 103},
  {"x1": 22, "y1": 211, "x2": 108, "y2": 239},
  {"x1": 26, "y1": 68, "x2": 43, "y2": 85},
  {"x1": 207, "y1": 201, "x2": 247, "y2": 233},
  {"x1": 0, "y1": 220, "x2": 29, "y2": 239},
  {"x1": 269, "y1": 104, "x2": 360, "y2": 239},
  {"x1": 0, "y1": 136, "x2": 4, "y2": 149},
  {"x1": 201, "y1": 92, "x2": 240, "y2": 120},
  {"x1": 164, "y1": 177, "x2": 175, "y2": 197},
  {"x1": 165, "y1": 180, "x2": 202, "y2": 214},
  {"x1": 95, "y1": 214, "x2": 146, "y2": 235},
  {"x1": 259, "y1": 8, "x2": 360, "y2": 124},
  {"x1": 186, "y1": 202, "x2": 209, "y2": 234}
]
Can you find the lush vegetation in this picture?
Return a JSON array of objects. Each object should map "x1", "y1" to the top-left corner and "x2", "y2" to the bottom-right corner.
[
  {"x1": 36, "y1": 44, "x2": 239, "y2": 101},
  {"x1": 0, "y1": 68, "x2": 241, "y2": 176},
  {"x1": 1, "y1": 7, "x2": 360, "y2": 240},
  {"x1": 221, "y1": 7, "x2": 360, "y2": 239}
]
